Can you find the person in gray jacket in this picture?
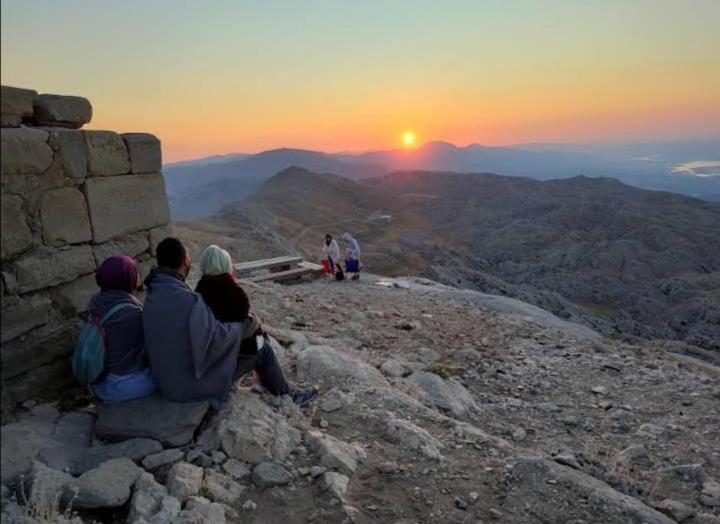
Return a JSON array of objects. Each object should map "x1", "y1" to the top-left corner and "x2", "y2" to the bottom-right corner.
[{"x1": 143, "y1": 237, "x2": 317, "y2": 407}]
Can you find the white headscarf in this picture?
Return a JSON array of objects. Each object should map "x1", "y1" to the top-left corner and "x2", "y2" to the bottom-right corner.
[
  {"x1": 199, "y1": 245, "x2": 233, "y2": 276},
  {"x1": 342, "y1": 233, "x2": 361, "y2": 258}
]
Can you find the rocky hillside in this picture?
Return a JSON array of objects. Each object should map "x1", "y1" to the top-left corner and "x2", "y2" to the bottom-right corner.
[
  {"x1": 2, "y1": 275, "x2": 718, "y2": 523},
  {"x1": 220, "y1": 168, "x2": 720, "y2": 351}
]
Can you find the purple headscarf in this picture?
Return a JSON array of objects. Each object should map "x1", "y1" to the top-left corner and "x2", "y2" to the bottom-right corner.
[{"x1": 96, "y1": 255, "x2": 140, "y2": 293}]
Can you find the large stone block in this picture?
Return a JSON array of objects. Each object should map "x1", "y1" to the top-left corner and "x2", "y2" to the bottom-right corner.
[
  {"x1": 1, "y1": 321, "x2": 77, "y2": 380},
  {"x1": 51, "y1": 274, "x2": 98, "y2": 314},
  {"x1": 84, "y1": 130, "x2": 130, "y2": 176},
  {"x1": 14, "y1": 245, "x2": 96, "y2": 293},
  {"x1": 122, "y1": 133, "x2": 161, "y2": 174},
  {"x1": 1, "y1": 194, "x2": 34, "y2": 260},
  {"x1": 46, "y1": 128, "x2": 87, "y2": 183},
  {"x1": 33, "y1": 94, "x2": 92, "y2": 129},
  {"x1": 0, "y1": 294, "x2": 52, "y2": 343},
  {"x1": 1, "y1": 85, "x2": 37, "y2": 127},
  {"x1": 93, "y1": 232, "x2": 150, "y2": 266},
  {"x1": 41, "y1": 187, "x2": 92, "y2": 246},
  {"x1": 84, "y1": 173, "x2": 170, "y2": 243},
  {"x1": 4, "y1": 357, "x2": 75, "y2": 404},
  {"x1": 1, "y1": 127, "x2": 53, "y2": 176}
]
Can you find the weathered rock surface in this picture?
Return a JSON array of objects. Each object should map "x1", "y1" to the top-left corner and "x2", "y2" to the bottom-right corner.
[
  {"x1": 217, "y1": 392, "x2": 301, "y2": 464},
  {"x1": 252, "y1": 461, "x2": 292, "y2": 488},
  {"x1": 305, "y1": 430, "x2": 366, "y2": 475},
  {"x1": 84, "y1": 172, "x2": 171, "y2": 242},
  {"x1": 202, "y1": 469, "x2": 245, "y2": 504},
  {"x1": 175, "y1": 496, "x2": 226, "y2": 524},
  {"x1": 46, "y1": 128, "x2": 87, "y2": 183},
  {"x1": 66, "y1": 458, "x2": 142, "y2": 509},
  {"x1": 0, "y1": 194, "x2": 34, "y2": 260},
  {"x1": 72, "y1": 438, "x2": 162, "y2": 475},
  {"x1": 141, "y1": 448, "x2": 184, "y2": 470},
  {"x1": 0, "y1": 294, "x2": 52, "y2": 343},
  {"x1": 122, "y1": 133, "x2": 161, "y2": 174},
  {"x1": 409, "y1": 371, "x2": 479, "y2": 418},
  {"x1": 83, "y1": 130, "x2": 130, "y2": 176},
  {"x1": 13, "y1": 245, "x2": 95, "y2": 293},
  {"x1": 1, "y1": 85, "x2": 37, "y2": 126},
  {"x1": 1, "y1": 127, "x2": 53, "y2": 175},
  {"x1": 166, "y1": 462, "x2": 203, "y2": 500},
  {"x1": 95, "y1": 394, "x2": 209, "y2": 447},
  {"x1": 297, "y1": 345, "x2": 387, "y2": 386},
  {"x1": 92, "y1": 231, "x2": 150, "y2": 265},
  {"x1": 323, "y1": 472, "x2": 349, "y2": 500},
  {"x1": 506, "y1": 456, "x2": 674, "y2": 524},
  {"x1": 40, "y1": 187, "x2": 92, "y2": 246},
  {"x1": 384, "y1": 415, "x2": 444, "y2": 460},
  {"x1": 33, "y1": 94, "x2": 92, "y2": 128}
]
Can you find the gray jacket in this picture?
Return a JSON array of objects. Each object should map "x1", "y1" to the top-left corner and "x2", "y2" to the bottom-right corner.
[{"x1": 142, "y1": 270, "x2": 253, "y2": 403}]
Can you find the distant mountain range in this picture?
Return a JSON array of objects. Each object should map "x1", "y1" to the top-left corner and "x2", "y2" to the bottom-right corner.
[
  {"x1": 219, "y1": 167, "x2": 720, "y2": 350},
  {"x1": 164, "y1": 139, "x2": 720, "y2": 218}
]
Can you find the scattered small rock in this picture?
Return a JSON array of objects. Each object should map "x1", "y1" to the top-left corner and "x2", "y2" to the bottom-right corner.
[
  {"x1": 142, "y1": 448, "x2": 184, "y2": 470},
  {"x1": 654, "y1": 499, "x2": 696, "y2": 522},
  {"x1": 166, "y1": 462, "x2": 204, "y2": 500},
  {"x1": 252, "y1": 462, "x2": 292, "y2": 488}
]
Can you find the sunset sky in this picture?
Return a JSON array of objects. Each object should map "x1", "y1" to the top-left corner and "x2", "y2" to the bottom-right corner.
[{"x1": 2, "y1": 0, "x2": 719, "y2": 162}]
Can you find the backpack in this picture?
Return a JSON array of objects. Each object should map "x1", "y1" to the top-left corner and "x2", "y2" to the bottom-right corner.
[{"x1": 71, "y1": 303, "x2": 137, "y2": 384}]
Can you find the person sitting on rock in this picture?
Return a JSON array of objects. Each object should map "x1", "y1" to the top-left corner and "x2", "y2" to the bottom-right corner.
[
  {"x1": 88, "y1": 255, "x2": 156, "y2": 403},
  {"x1": 143, "y1": 238, "x2": 317, "y2": 407},
  {"x1": 342, "y1": 232, "x2": 362, "y2": 280}
]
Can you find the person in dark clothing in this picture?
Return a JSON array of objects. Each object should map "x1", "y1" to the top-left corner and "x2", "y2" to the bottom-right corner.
[
  {"x1": 144, "y1": 239, "x2": 317, "y2": 406},
  {"x1": 88, "y1": 255, "x2": 155, "y2": 403},
  {"x1": 194, "y1": 244, "x2": 318, "y2": 402}
]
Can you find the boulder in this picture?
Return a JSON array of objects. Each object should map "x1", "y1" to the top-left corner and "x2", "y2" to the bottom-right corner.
[
  {"x1": 66, "y1": 458, "x2": 142, "y2": 509},
  {"x1": 71, "y1": 438, "x2": 162, "y2": 475},
  {"x1": 409, "y1": 371, "x2": 478, "y2": 418},
  {"x1": 122, "y1": 133, "x2": 161, "y2": 174},
  {"x1": 1, "y1": 127, "x2": 53, "y2": 176},
  {"x1": 84, "y1": 173, "x2": 170, "y2": 243},
  {"x1": 654, "y1": 464, "x2": 706, "y2": 500},
  {"x1": 305, "y1": 430, "x2": 366, "y2": 475},
  {"x1": 25, "y1": 461, "x2": 73, "y2": 512},
  {"x1": 95, "y1": 394, "x2": 209, "y2": 447},
  {"x1": 175, "y1": 496, "x2": 226, "y2": 524},
  {"x1": 83, "y1": 130, "x2": 130, "y2": 176},
  {"x1": 14, "y1": 245, "x2": 96, "y2": 293},
  {"x1": 141, "y1": 448, "x2": 185, "y2": 470},
  {"x1": 323, "y1": 472, "x2": 349, "y2": 500},
  {"x1": 40, "y1": 187, "x2": 92, "y2": 245},
  {"x1": 33, "y1": 94, "x2": 92, "y2": 128},
  {"x1": 505, "y1": 456, "x2": 674, "y2": 524},
  {"x1": 1, "y1": 321, "x2": 77, "y2": 382},
  {"x1": 654, "y1": 499, "x2": 696, "y2": 522},
  {"x1": 320, "y1": 388, "x2": 352, "y2": 413},
  {"x1": 700, "y1": 480, "x2": 720, "y2": 507},
  {"x1": 222, "y1": 458, "x2": 252, "y2": 481},
  {"x1": 166, "y1": 462, "x2": 203, "y2": 500},
  {"x1": 127, "y1": 471, "x2": 174, "y2": 523},
  {"x1": 380, "y1": 359, "x2": 406, "y2": 377},
  {"x1": 202, "y1": 469, "x2": 245, "y2": 504},
  {"x1": 217, "y1": 392, "x2": 301, "y2": 464},
  {"x1": 0, "y1": 293, "x2": 52, "y2": 344},
  {"x1": 297, "y1": 346, "x2": 387, "y2": 387},
  {"x1": 613, "y1": 444, "x2": 654, "y2": 469},
  {"x1": 385, "y1": 415, "x2": 444, "y2": 461},
  {"x1": 46, "y1": 128, "x2": 87, "y2": 183},
  {"x1": 251, "y1": 462, "x2": 292, "y2": 488},
  {"x1": 92, "y1": 231, "x2": 149, "y2": 266},
  {"x1": 1, "y1": 85, "x2": 37, "y2": 126},
  {"x1": 1, "y1": 193, "x2": 34, "y2": 260}
]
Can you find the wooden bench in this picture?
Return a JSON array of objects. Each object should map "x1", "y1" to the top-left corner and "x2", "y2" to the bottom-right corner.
[
  {"x1": 233, "y1": 255, "x2": 303, "y2": 276},
  {"x1": 235, "y1": 256, "x2": 323, "y2": 284}
]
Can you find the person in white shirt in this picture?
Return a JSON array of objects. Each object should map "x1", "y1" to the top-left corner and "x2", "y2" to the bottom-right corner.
[{"x1": 323, "y1": 234, "x2": 340, "y2": 273}]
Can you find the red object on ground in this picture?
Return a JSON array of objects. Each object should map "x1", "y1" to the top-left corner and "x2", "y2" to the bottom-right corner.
[{"x1": 321, "y1": 259, "x2": 331, "y2": 273}]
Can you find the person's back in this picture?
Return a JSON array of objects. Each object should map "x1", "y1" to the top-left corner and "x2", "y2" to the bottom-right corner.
[
  {"x1": 143, "y1": 238, "x2": 247, "y2": 404},
  {"x1": 88, "y1": 256, "x2": 155, "y2": 403}
]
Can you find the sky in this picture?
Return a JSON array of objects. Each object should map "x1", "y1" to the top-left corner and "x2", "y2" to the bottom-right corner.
[{"x1": 2, "y1": 0, "x2": 719, "y2": 162}]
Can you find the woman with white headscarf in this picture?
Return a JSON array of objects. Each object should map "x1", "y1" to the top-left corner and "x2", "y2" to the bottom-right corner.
[{"x1": 342, "y1": 233, "x2": 362, "y2": 280}]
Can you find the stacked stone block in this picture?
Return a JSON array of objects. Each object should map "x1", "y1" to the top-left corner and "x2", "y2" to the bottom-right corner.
[{"x1": 0, "y1": 85, "x2": 173, "y2": 414}]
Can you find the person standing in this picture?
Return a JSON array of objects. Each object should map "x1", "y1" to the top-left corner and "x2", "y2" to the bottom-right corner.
[
  {"x1": 342, "y1": 232, "x2": 362, "y2": 280},
  {"x1": 323, "y1": 234, "x2": 340, "y2": 274}
]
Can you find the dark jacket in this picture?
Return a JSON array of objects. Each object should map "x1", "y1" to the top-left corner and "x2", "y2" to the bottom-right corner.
[
  {"x1": 195, "y1": 273, "x2": 258, "y2": 355},
  {"x1": 87, "y1": 290, "x2": 146, "y2": 377},
  {"x1": 195, "y1": 273, "x2": 250, "y2": 323},
  {"x1": 142, "y1": 269, "x2": 253, "y2": 403}
]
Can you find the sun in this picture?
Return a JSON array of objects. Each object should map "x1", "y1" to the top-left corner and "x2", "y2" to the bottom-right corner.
[{"x1": 402, "y1": 131, "x2": 417, "y2": 148}]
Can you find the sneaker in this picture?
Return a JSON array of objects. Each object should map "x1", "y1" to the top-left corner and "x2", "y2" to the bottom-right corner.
[{"x1": 292, "y1": 386, "x2": 319, "y2": 406}]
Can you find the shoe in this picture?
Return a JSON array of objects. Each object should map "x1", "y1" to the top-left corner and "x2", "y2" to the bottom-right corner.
[{"x1": 292, "y1": 386, "x2": 319, "y2": 406}]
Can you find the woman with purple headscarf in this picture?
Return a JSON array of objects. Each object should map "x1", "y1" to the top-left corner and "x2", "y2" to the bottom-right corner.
[{"x1": 86, "y1": 255, "x2": 155, "y2": 403}]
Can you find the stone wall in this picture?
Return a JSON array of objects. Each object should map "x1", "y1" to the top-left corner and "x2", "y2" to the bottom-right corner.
[{"x1": 0, "y1": 85, "x2": 172, "y2": 412}]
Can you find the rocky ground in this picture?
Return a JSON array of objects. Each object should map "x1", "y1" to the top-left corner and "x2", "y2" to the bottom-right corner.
[{"x1": 1, "y1": 273, "x2": 719, "y2": 523}]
